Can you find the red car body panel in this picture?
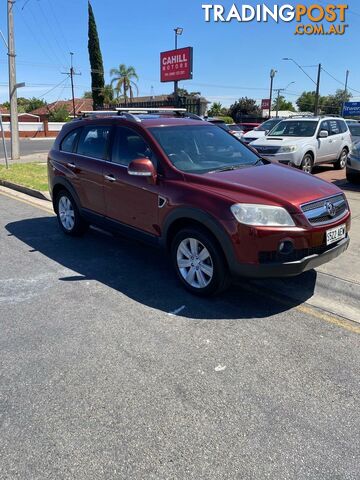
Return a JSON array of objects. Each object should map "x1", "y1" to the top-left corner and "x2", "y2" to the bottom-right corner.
[{"x1": 48, "y1": 116, "x2": 351, "y2": 278}]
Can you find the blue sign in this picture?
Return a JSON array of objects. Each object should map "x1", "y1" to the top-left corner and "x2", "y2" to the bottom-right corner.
[{"x1": 343, "y1": 102, "x2": 360, "y2": 117}]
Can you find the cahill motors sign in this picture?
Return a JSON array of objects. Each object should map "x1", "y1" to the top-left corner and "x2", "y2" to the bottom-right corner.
[
  {"x1": 160, "y1": 47, "x2": 193, "y2": 83},
  {"x1": 202, "y1": 4, "x2": 348, "y2": 35}
]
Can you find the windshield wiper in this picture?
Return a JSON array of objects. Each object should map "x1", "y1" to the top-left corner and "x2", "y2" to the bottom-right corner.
[{"x1": 208, "y1": 164, "x2": 245, "y2": 173}]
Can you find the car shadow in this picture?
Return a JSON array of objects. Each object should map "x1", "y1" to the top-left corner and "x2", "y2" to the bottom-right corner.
[{"x1": 6, "y1": 217, "x2": 317, "y2": 320}]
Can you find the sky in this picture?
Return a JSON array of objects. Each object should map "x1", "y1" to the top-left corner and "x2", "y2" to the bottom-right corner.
[{"x1": 0, "y1": 0, "x2": 359, "y2": 108}]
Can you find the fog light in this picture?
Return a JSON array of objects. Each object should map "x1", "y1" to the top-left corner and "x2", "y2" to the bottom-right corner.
[{"x1": 278, "y1": 240, "x2": 294, "y2": 255}]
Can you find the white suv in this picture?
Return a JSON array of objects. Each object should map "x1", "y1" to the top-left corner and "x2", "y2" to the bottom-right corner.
[{"x1": 251, "y1": 116, "x2": 351, "y2": 173}]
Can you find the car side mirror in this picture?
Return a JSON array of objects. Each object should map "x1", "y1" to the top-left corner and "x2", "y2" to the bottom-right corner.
[
  {"x1": 318, "y1": 130, "x2": 329, "y2": 138},
  {"x1": 128, "y1": 158, "x2": 157, "y2": 184}
]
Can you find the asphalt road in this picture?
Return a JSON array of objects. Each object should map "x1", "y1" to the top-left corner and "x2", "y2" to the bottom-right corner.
[
  {"x1": 0, "y1": 138, "x2": 54, "y2": 160},
  {"x1": 0, "y1": 192, "x2": 359, "y2": 480}
]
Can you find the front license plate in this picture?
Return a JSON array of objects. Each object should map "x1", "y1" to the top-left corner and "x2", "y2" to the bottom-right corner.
[{"x1": 326, "y1": 224, "x2": 346, "y2": 246}]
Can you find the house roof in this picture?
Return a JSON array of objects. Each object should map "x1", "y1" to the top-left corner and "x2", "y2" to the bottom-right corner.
[{"x1": 31, "y1": 98, "x2": 93, "y2": 116}]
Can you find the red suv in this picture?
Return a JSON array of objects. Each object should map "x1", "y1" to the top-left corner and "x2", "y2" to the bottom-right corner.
[{"x1": 48, "y1": 110, "x2": 350, "y2": 295}]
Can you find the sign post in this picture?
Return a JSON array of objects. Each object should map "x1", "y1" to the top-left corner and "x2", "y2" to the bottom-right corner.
[
  {"x1": 160, "y1": 45, "x2": 193, "y2": 99},
  {"x1": 261, "y1": 99, "x2": 271, "y2": 111}
]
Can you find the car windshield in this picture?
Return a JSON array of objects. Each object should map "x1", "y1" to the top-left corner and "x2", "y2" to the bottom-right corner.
[
  {"x1": 268, "y1": 120, "x2": 318, "y2": 137},
  {"x1": 257, "y1": 119, "x2": 281, "y2": 131},
  {"x1": 349, "y1": 125, "x2": 360, "y2": 136},
  {"x1": 149, "y1": 125, "x2": 262, "y2": 174}
]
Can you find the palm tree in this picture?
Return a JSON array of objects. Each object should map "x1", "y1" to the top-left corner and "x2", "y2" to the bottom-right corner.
[
  {"x1": 100, "y1": 84, "x2": 114, "y2": 105},
  {"x1": 110, "y1": 64, "x2": 139, "y2": 105}
]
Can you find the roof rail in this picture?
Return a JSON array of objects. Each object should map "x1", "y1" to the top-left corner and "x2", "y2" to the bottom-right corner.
[{"x1": 115, "y1": 107, "x2": 187, "y2": 113}]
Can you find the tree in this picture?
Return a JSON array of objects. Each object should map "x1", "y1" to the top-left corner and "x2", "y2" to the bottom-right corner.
[
  {"x1": 110, "y1": 64, "x2": 139, "y2": 104},
  {"x1": 25, "y1": 97, "x2": 46, "y2": 112},
  {"x1": 229, "y1": 97, "x2": 261, "y2": 121},
  {"x1": 83, "y1": 91, "x2": 93, "y2": 99},
  {"x1": 322, "y1": 89, "x2": 352, "y2": 115},
  {"x1": 175, "y1": 88, "x2": 201, "y2": 98},
  {"x1": 88, "y1": 1, "x2": 105, "y2": 108},
  {"x1": 272, "y1": 95, "x2": 295, "y2": 112},
  {"x1": 296, "y1": 91, "x2": 325, "y2": 113},
  {"x1": 48, "y1": 106, "x2": 69, "y2": 122},
  {"x1": 207, "y1": 101, "x2": 223, "y2": 117},
  {"x1": 1, "y1": 97, "x2": 46, "y2": 113},
  {"x1": 101, "y1": 84, "x2": 115, "y2": 105}
]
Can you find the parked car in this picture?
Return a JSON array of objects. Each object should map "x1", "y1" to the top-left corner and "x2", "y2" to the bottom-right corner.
[
  {"x1": 348, "y1": 123, "x2": 360, "y2": 143},
  {"x1": 251, "y1": 116, "x2": 351, "y2": 173},
  {"x1": 237, "y1": 122, "x2": 261, "y2": 133},
  {"x1": 346, "y1": 119, "x2": 359, "y2": 125},
  {"x1": 48, "y1": 110, "x2": 350, "y2": 296},
  {"x1": 346, "y1": 141, "x2": 360, "y2": 184},
  {"x1": 242, "y1": 118, "x2": 283, "y2": 144},
  {"x1": 227, "y1": 124, "x2": 244, "y2": 139},
  {"x1": 207, "y1": 118, "x2": 243, "y2": 140}
]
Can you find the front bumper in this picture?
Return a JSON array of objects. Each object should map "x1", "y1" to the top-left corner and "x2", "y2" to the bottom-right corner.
[
  {"x1": 259, "y1": 151, "x2": 302, "y2": 166},
  {"x1": 229, "y1": 236, "x2": 349, "y2": 278}
]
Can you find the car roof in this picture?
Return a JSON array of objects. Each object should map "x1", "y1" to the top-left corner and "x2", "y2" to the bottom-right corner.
[{"x1": 70, "y1": 115, "x2": 208, "y2": 128}]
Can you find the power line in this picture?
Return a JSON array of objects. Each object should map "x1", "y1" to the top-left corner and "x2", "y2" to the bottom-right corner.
[
  {"x1": 15, "y1": 2, "x2": 60, "y2": 67},
  {"x1": 47, "y1": 0, "x2": 72, "y2": 53},
  {"x1": 37, "y1": 0, "x2": 69, "y2": 67}
]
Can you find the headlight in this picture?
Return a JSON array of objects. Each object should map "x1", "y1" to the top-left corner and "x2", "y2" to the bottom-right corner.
[
  {"x1": 278, "y1": 145, "x2": 297, "y2": 153},
  {"x1": 230, "y1": 204, "x2": 295, "y2": 227},
  {"x1": 350, "y1": 145, "x2": 360, "y2": 156}
]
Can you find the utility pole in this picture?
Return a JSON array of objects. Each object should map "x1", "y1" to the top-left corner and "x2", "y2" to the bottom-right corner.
[
  {"x1": 62, "y1": 52, "x2": 81, "y2": 118},
  {"x1": 7, "y1": 0, "x2": 20, "y2": 160},
  {"x1": 269, "y1": 69, "x2": 277, "y2": 119},
  {"x1": 314, "y1": 63, "x2": 321, "y2": 116},
  {"x1": 342, "y1": 69, "x2": 349, "y2": 116},
  {"x1": 275, "y1": 89, "x2": 281, "y2": 118}
]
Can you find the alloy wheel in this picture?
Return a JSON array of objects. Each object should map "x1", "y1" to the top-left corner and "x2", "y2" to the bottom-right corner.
[
  {"x1": 176, "y1": 238, "x2": 214, "y2": 289},
  {"x1": 302, "y1": 156, "x2": 312, "y2": 173},
  {"x1": 58, "y1": 195, "x2": 75, "y2": 231}
]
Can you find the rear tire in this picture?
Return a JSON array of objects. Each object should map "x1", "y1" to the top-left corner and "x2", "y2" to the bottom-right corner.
[
  {"x1": 334, "y1": 148, "x2": 348, "y2": 170},
  {"x1": 55, "y1": 189, "x2": 88, "y2": 236},
  {"x1": 300, "y1": 153, "x2": 313, "y2": 174},
  {"x1": 171, "y1": 227, "x2": 230, "y2": 296}
]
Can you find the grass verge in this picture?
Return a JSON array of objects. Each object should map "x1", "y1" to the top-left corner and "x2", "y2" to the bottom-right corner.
[{"x1": 0, "y1": 162, "x2": 48, "y2": 191}]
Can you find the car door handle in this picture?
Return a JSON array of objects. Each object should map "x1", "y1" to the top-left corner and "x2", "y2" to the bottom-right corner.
[
  {"x1": 104, "y1": 174, "x2": 116, "y2": 182},
  {"x1": 66, "y1": 162, "x2": 76, "y2": 169}
]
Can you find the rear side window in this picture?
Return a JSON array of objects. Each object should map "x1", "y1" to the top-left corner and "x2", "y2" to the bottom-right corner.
[
  {"x1": 77, "y1": 126, "x2": 111, "y2": 160},
  {"x1": 60, "y1": 129, "x2": 81, "y2": 153},
  {"x1": 328, "y1": 120, "x2": 340, "y2": 136}
]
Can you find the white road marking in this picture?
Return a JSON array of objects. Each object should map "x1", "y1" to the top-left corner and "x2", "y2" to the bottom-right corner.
[
  {"x1": 215, "y1": 365, "x2": 227, "y2": 372},
  {"x1": 168, "y1": 305, "x2": 186, "y2": 316}
]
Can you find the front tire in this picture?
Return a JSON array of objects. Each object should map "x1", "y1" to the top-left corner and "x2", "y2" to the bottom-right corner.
[
  {"x1": 56, "y1": 190, "x2": 88, "y2": 236},
  {"x1": 171, "y1": 227, "x2": 230, "y2": 296},
  {"x1": 300, "y1": 153, "x2": 313, "y2": 174},
  {"x1": 334, "y1": 148, "x2": 348, "y2": 170}
]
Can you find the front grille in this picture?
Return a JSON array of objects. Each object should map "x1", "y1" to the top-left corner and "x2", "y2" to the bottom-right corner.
[
  {"x1": 253, "y1": 145, "x2": 280, "y2": 155},
  {"x1": 301, "y1": 194, "x2": 348, "y2": 225},
  {"x1": 259, "y1": 242, "x2": 341, "y2": 264}
]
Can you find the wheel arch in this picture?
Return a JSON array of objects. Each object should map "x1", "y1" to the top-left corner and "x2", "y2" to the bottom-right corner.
[
  {"x1": 52, "y1": 178, "x2": 81, "y2": 213},
  {"x1": 161, "y1": 208, "x2": 236, "y2": 267}
]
